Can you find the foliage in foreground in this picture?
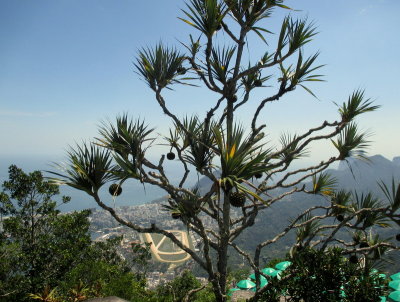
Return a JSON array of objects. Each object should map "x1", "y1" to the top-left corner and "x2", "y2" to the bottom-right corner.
[
  {"x1": 0, "y1": 165, "x2": 395, "y2": 302},
  {"x1": 154, "y1": 270, "x2": 215, "y2": 302},
  {"x1": 257, "y1": 248, "x2": 388, "y2": 302},
  {"x1": 0, "y1": 165, "x2": 146, "y2": 301}
]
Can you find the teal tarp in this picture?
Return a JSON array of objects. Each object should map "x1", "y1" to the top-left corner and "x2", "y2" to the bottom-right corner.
[
  {"x1": 236, "y1": 279, "x2": 256, "y2": 289},
  {"x1": 389, "y1": 291, "x2": 400, "y2": 302},
  {"x1": 275, "y1": 261, "x2": 292, "y2": 271},
  {"x1": 249, "y1": 274, "x2": 268, "y2": 286},
  {"x1": 391, "y1": 273, "x2": 400, "y2": 281},
  {"x1": 389, "y1": 280, "x2": 400, "y2": 291},
  {"x1": 262, "y1": 267, "x2": 277, "y2": 276},
  {"x1": 227, "y1": 288, "x2": 241, "y2": 297}
]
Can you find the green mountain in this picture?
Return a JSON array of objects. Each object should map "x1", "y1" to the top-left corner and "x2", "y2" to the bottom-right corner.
[{"x1": 232, "y1": 155, "x2": 400, "y2": 273}]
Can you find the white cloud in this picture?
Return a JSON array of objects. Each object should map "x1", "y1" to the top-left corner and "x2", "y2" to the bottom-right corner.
[
  {"x1": 0, "y1": 110, "x2": 57, "y2": 117},
  {"x1": 359, "y1": 8, "x2": 367, "y2": 15},
  {"x1": 359, "y1": 4, "x2": 374, "y2": 15}
]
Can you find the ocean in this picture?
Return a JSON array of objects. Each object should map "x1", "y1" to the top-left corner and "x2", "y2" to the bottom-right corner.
[{"x1": 0, "y1": 154, "x2": 196, "y2": 212}]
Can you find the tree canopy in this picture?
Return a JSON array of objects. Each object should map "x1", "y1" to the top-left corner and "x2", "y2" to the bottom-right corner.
[
  {"x1": 0, "y1": 165, "x2": 147, "y2": 301},
  {"x1": 49, "y1": 1, "x2": 400, "y2": 301}
]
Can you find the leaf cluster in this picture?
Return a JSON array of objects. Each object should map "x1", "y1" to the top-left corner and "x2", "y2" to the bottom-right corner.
[
  {"x1": 180, "y1": 0, "x2": 227, "y2": 37},
  {"x1": 312, "y1": 172, "x2": 337, "y2": 196},
  {"x1": 378, "y1": 178, "x2": 400, "y2": 214},
  {"x1": 331, "y1": 122, "x2": 371, "y2": 161},
  {"x1": 276, "y1": 17, "x2": 317, "y2": 56},
  {"x1": 330, "y1": 189, "x2": 352, "y2": 217},
  {"x1": 295, "y1": 213, "x2": 322, "y2": 244},
  {"x1": 277, "y1": 133, "x2": 309, "y2": 164},
  {"x1": 49, "y1": 143, "x2": 115, "y2": 195},
  {"x1": 352, "y1": 192, "x2": 390, "y2": 228},
  {"x1": 213, "y1": 124, "x2": 271, "y2": 192},
  {"x1": 135, "y1": 44, "x2": 186, "y2": 90},
  {"x1": 163, "y1": 187, "x2": 203, "y2": 220},
  {"x1": 175, "y1": 116, "x2": 217, "y2": 171},
  {"x1": 338, "y1": 90, "x2": 380, "y2": 123},
  {"x1": 225, "y1": 0, "x2": 290, "y2": 28},
  {"x1": 98, "y1": 115, "x2": 154, "y2": 179},
  {"x1": 210, "y1": 45, "x2": 236, "y2": 84},
  {"x1": 98, "y1": 115, "x2": 154, "y2": 160},
  {"x1": 241, "y1": 62, "x2": 272, "y2": 91}
]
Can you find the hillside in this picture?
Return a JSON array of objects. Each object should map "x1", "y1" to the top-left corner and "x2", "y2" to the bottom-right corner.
[
  {"x1": 234, "y1": 155, "x2": 400, "y2": 272},
  {"x1": 330, "y1": 155, "x2": 400, "y2": 195},
  {"x1": 89, "y1": 155, "x2": 400, "y2": 275}
]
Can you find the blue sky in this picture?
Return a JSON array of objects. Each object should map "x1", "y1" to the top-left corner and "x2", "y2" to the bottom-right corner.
[{"x1": 1, "y1": 0, "x2": 399, "y2": 166}]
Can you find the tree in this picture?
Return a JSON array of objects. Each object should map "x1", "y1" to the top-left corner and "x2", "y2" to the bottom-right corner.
[
  {"x1": 259, "y1": 248, "x2": 388, "y2": 302},
  {"x1": 58, "y1": 236, "x2": 151, "y2": 301},
  {"x1": 155, "y1": 270, "x2": 203, "y2": 302},
  {"x1": 59, "y1": 260, "x2": 149, "y2": 301},
  {"x1": 0, "y1": 165, "x2": 147, "y2": 301},
  {"x1": 0, "y1": 165, "x2": 83, "y2": 299},
  {"x1": 50, "y1": 1, "x2": 400, "y2": 301}
]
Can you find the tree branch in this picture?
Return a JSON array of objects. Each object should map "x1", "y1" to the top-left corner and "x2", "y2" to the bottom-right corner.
[{"x1": 91, "y1": 192, "x2": 208, "y2": 271}]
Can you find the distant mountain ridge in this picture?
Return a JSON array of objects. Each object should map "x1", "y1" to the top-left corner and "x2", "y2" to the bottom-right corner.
[
  {"x1": 233, "y1": 154, "x2": 400, "y2": 272},
  {"x1": 88, "y1": 154, "x2": 400, "y2": 274},
  {"x1": 148, "y1": 154, "x2": 400, "y2": 204},
  {"x1": 329, "y1": 154, "x2": 400, "y2": 196}
]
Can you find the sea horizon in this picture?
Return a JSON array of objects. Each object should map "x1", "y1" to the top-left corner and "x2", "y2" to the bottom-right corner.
[{"x1": 0, "y1": 154, "x2": 179, "y2": 212}]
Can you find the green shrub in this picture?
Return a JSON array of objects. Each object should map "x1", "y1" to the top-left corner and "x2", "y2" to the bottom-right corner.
[{"x1": 258, "y1": 248, "x2": 388, "y2": 302}]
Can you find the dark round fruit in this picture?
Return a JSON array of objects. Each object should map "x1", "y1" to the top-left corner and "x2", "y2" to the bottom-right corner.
[
  {"x1": 167, "y1": 152, "x2": 176, "y2": 160},
  {"x1": 109, "y1": 184, "x2": 122, "y2": 196},
  {"x1": 177, "y1": 67, "x2": 186, "y2": 75},
  {"x1": 229, "y1": 95, "x2": 238, "y2": 103},
  {"x1": 337, "y1": 214, "x2": 344, "y2": 222},
  {"x1": 396, "y1": 234, "x2": 400, "y2": 241},
  {"x1": 229, "y1": 191, "x2": 246, "y2": 207},
  {"x1": 254, "y1": 172, "x2": 263, "y2": 179},
  {"x1": 359, "y1": 242, "x2": 369, "y2": 249},
  {"x1": 254, "y1": 79, "x2": 262, "y2": 87},
  {"x1": 216, "y1": 24, "x2": 222, "y2": 31},
  {"x1": 171, "y1": 212, "x2": 181, "y2": 219},
  {"x1": 349, "y1": 255, "x2": 358, "y2": 264}
]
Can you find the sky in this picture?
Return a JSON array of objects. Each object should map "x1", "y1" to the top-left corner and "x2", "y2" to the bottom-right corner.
[{"x1": 1, "y1": 0, "x2": 399, "y2": 167}]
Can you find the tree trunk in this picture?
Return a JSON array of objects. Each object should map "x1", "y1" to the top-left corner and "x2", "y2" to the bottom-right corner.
[{"x1": 214, "y1": 193, "x2": 232, "y2": 302}]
